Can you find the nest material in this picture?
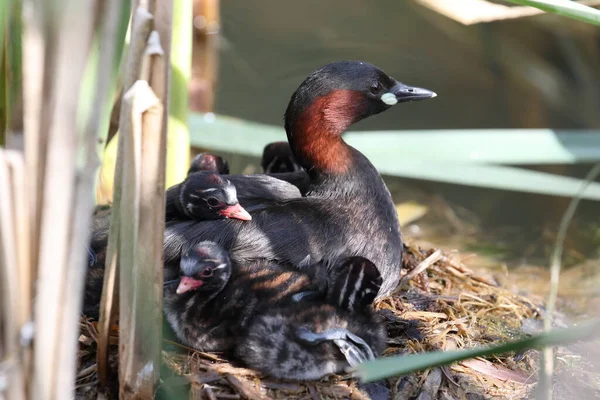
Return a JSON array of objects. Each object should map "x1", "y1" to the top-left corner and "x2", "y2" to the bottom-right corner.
[{"x1": 76, "y1": 242, "x2": 552, "y2": 399}]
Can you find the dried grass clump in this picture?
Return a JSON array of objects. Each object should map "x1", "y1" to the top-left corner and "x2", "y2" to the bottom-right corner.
[
  {"x1": 76, "y1": 242, "x2": 549, "y2": 399},
  {"x1": 377, "y1": 243, "x2": 541, "y2": 399}
]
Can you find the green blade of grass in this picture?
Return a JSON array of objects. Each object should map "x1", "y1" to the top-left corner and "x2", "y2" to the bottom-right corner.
[
  {"x1": 504, "y1": 0, "x2": 600, "y2": 26},
  {"x1": 188, "y1": 113, "x2": 600, "y2": 199},
  {"x1": 1, "y1": 37, "x2": 6, "y2": 146},
  {"x1": 1, "y1": 0, "x2": 20, "y2": 145},
  {"x1": 4, "y1": 0, "x2": 22, "y2": 135},
  {"x1": 188, "y1": 113, "x2": 600, "y2": 165},
  {"x1": 0, "y1": 0, "x2": 16, "y2": 52},
  {"x1": 538, "y1": 162, "x2": 600, "y2": 399},
  {"x1": 356, "y1": 319, "x2": 600, "y2": 383}
]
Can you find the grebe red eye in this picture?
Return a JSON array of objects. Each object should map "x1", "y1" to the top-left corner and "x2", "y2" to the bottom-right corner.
[
  {"x1": 200, "y1": 267, "x2": 213, "y2": 278},
  {"x1": 206, "y1": 197, "x2": 220, "y2": 207},
  {"x1": 369, "y1": 82, "x2": 383, "y2": 95}
]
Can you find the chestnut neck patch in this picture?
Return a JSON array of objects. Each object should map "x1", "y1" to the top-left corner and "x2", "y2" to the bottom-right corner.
[{"x1": 288, "y1": 89, "x2": 365, "y2": 175}]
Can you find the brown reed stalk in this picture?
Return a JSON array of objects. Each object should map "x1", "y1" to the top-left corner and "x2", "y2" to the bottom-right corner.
[
  {"x1": 118, "y1": 79, "x2": 165, "y2": 399},
  {"x1": 96, "y1": 2, "x2": 171, "y2": 397},
  {"x1": 117, "y1": 12, "x2": 169, "y2": 398},
  {"x1": 0, "y1": 150, "x2": 28, "y2": 400},
  {"x1": 21, "y1": 0, "x2": 46, "y2": 289},
  {"x1": 96, "y1": 7, "x2": 153, "y2": 388},
  {"x1": 29, "y1": 0, "x2": 97, "y2": 397}
]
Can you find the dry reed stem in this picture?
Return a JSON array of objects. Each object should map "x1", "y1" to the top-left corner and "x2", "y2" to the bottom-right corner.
[
  {"x1": 4, "y1": 151, "x2": 32, "y2": 350},
  {"x1": 32, "y1": 0, "x2": 95, "y2": 397},
  {"x1": 115, "y1": 3, "x2": 168, "y2": 397},
  {"x1": 0, "y1": 150, "x2": 27, "y2": 400},
  {"x1": 147, "y1": 1, "x2": 172, "y2": 106},
  {"x1": 85, "y1": 0, "x2": 128, "y2": 154},
  {"x1": 21, "y1": 0, "x2": 46, "y2": 285},
  {"x1": 191, "y1": 0, "x2": 219, "y2": 112},
  {"x1": 116, "y1": 2, "x2": 170, "y2": 396},
  {"x1": 118, "y1": 80, "x2": 144, "y2": 398},
  {"x1": 118, "y1": 81, "x2": 164, "y2": 398},
  {"x1": 129, "y1": 30, "x2": 167, "y2": 389},
  {"x1": 145, "y1": 0, "x2": 172, "y2": 189},
  {"x1": 0, "y1": 157, "x2": 30, "y2": 400},
  {"x1": 96, "y1": 7, "x2": 153, "y2": 388},
  {"x1": 69, "y1": 0, "x2": 128, "y2": 390},
  {"x1": 397, "y1": 249, "x2": 443, "y2": 291},
  {"x1": 57, "y1": 0, "x2": 115, "y2": 391},
  {"x1": 225, "y1": 374, "x2": 269, "y2": 400}
]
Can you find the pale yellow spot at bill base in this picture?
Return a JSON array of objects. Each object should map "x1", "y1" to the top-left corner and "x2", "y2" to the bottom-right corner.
[{"x1": 380, "y1": 92, "x2": 398, "y2": 105}]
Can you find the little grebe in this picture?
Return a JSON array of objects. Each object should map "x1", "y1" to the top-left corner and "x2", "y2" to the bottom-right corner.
[{"x1": 164, "y1": 61, "x2": 436, "y2": 297}]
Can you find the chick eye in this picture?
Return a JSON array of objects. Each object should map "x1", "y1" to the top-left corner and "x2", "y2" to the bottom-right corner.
[
  {"x1": 200, "y1": 267, "x2": 213, "y2": 278},
  {"x1": 369, "y1": 81, "x2": 383, "y2": 95},
  {"x1": 206, "y1": 197, "x2": 220, "y2": 207}
]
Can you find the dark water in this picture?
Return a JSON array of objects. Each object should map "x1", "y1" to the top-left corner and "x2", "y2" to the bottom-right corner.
[{"x1": 201, "y1": 1, "x2": 600, "y2": 267}]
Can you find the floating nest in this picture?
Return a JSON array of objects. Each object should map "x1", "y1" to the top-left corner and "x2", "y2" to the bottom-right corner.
[{"x1": 77, "y1": 242, "x2": 580, "y2": 400}]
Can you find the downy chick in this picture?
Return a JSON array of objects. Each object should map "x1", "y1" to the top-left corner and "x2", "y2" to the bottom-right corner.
[
  {"x1": 188, "y1": 152, "x2": 230, "y2": 175},
  {"x1": 163, "y1": 241, "x2": 386, "y2": 380},
  {"x1": 165, "y1": 172, "x2": 251, "y2": 222}
]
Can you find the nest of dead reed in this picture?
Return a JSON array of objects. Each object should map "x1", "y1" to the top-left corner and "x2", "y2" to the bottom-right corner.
[{"x1": 76, "y1": 242, "x2": 547, "y2": 400}]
